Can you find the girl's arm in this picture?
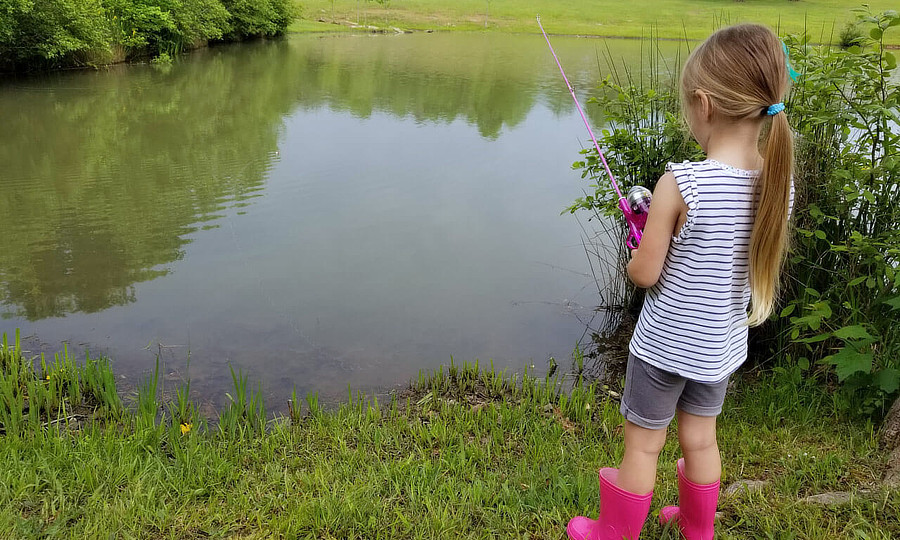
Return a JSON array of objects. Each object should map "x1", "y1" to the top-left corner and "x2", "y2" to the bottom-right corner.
[{"x1": 626, "y1": 172, "x2": 688, "y2": 288}]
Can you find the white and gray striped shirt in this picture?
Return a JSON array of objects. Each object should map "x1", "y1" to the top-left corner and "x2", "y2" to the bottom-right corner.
[{"x1": 629, "y1": 159, "x2": 778, "y2": 383}]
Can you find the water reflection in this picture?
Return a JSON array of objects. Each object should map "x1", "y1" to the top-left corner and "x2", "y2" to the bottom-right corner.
[
  {"x1": 0, "y1": 48, "x2": 282, "y2": 319},
  {"x1": 1, "y1": 33, "x2": 642, "y2": 321},
  {"x1": 0, "y1": 33, "x2": 681, "y2": 402},
  {"x1": 286, "y1": 33, "x2": 543, "y2": 138}
]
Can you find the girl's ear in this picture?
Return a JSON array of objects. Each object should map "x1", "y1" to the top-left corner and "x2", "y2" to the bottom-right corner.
[{"x1": 695, "y1": 90, "x2": 713, "y2": 120}]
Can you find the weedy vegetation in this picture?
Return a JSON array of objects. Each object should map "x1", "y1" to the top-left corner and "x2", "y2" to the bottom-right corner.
[{"x1": 1, "y1": 332, "x2": 898, "y2": 537}]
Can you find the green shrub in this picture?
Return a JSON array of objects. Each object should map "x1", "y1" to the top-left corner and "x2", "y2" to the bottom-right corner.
[
  {"x1": 105, "y1": 0, "x2": 177, "y2": 55},
  {"x1": 220, "y1": 0, "x2": 292, "y2": 39},
  {"x1": 567, "y1": 45, "x2": 702, "y2": 325},
  {"x1": 0, "y1": 0, "x2": 110, "y2": 69},
  {"x1": 169, "y1": 0, "x2": 230, "y2": 45},
  {"x1": 839, "y1": 20, "x2": 864, "y2": 48},
  {"x1": 107, "y1": 0, "x2": 231, "y2": 56},
  {"x1": 0, "y1": 0, "x2": 295, "y2": 70},
  {"x1": 779, "y1": 8, "x2": 899, "y2": 417}
]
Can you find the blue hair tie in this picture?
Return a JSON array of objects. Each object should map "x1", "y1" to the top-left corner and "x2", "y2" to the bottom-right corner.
[{"x1": 766, "y1": 103, "x2": 785, "y2": 116}]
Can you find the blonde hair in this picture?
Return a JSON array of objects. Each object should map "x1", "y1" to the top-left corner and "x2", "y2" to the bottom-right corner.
[{"x1": 681, "y1": 24, "x2": 794, "y2": 327}]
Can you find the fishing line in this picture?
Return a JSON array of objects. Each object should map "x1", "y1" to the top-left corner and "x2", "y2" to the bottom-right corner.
[{"x1": 537, "y1": 16, "x2": 651, "y2": 248}]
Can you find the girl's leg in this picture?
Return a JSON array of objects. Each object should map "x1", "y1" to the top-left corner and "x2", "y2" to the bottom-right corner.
[
  {"x1": 567, "y1": 420, "x2": 662, "y2": 540},
  {"x1": 675, "y1": 410, "x2": 719, "y2": 484},
  {"x1": 616, "y1": 420, "x2": 668, "y2": 494},
  {"x1": 567, "y1": 354, "x2": 670, "y2": 539},
  {"x1": 659, "y1": 409, "x2": 720, "y2": 540}
]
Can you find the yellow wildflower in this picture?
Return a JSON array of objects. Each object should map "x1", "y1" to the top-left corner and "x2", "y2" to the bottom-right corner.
[{"x1": 180, "y1": 422, "x2": 192, "y2": 435}]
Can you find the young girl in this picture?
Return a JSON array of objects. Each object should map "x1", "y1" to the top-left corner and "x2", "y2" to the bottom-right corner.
[{"x1": 567, "y1": 24, "x2": 794, "y2": 540}]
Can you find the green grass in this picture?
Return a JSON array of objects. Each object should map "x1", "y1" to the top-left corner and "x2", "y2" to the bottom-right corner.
[
  {"x1": 1, "y1": 332, "x2": 898, "y2": 538},
  {"x1": 293, "y1": 0, "x2": 900, "y2": 45}
]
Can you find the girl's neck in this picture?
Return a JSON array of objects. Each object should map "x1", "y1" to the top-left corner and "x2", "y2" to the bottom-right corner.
[{"x1": 702, "y1": 118, "x2": 765, "y2": 171}]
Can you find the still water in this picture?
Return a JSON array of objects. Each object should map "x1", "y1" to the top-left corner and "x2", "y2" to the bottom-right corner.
[{"x1": 0, "y1": 33, "x2": 682, "y2": 407}]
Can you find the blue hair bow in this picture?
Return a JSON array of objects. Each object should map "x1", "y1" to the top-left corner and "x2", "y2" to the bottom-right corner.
[{"x1": 782, "y1": 41, "x2": 800, "y2": 82}]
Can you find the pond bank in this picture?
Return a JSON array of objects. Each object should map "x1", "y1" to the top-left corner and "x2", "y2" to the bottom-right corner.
[
  {"x1": 292, "y1": 0, "x2": 900, "y2": 46},
  {"x1": 1, "y1": 336, "x2": 897, "y2": 538}
]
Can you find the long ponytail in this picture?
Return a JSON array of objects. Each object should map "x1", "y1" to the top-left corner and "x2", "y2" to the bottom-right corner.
[
  {"x1": 747, "y1": 111, "x2": 793, "y2": 326},
  {"x1": 681, "y1": 24, "x2": 794, "y2": 327}
]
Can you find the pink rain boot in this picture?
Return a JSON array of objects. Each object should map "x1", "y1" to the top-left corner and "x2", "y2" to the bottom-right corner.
[
  {"x1": 567, "y1": 468, "x2": 653, "y2": 540},
  {"x1": 659, "y1": 459, "x2": 719, "y2": 540}
]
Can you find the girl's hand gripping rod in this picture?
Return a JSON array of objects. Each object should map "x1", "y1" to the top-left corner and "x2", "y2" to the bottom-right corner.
[{"x1": 537, "y1": 16, "x2": 651, "y2": 249}]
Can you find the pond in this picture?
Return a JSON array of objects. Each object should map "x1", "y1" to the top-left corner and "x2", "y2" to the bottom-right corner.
[{"x1": 0, "y1": 32, "x2": 683, "y2": 408}]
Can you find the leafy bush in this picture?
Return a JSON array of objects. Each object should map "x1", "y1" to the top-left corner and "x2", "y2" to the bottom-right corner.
[
  {"x1": 0, "y1": 0, "x2": 294, "y2": 70},
  {"x1": 839, "y1": 20, "x2": 864, "y2": 49},
  {"x1": 105, "y1": 0, "x2": 178, "y2": 54},
  {"x1": 169, "y1": 0, "x2": 230, "y2": 45},
  {"x1": 780, "y1": 8, "x2": 899, "y2": 417},
  {"x1": 220, "y1": 0, "x2": 292, "y2": 39},
  {"x1": 0, "y1": 0, "x2": 110, "y2": 69}
]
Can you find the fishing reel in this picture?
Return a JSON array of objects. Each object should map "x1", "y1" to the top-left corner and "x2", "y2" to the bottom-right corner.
[
  {"x1": 627, "y1": 185, "x2": 652, "y2": 216},
  {"x1": 622, "y1": 186, "x2": 652, "y2": 249}
]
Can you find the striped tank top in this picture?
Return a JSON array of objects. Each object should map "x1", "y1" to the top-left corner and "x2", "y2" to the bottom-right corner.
[{"x1": 629, "y1": 159, "x2": 763, "y2": 383}]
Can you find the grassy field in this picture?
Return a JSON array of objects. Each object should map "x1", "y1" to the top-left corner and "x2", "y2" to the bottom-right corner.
[
  {"x1": 293, "y1": 0, "x2": 900, "y2": 45},
  {"x1": 1, "y1": 335, "x2": 897, "y2": 538}
]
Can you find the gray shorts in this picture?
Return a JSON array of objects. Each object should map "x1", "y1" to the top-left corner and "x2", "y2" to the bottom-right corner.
[{"x1": 619, "y1": 353, "x2": 729, "y2": 430}]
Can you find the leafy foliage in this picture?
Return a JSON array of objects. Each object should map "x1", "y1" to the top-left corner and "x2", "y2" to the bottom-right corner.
[
  {"x1": 780, "y1": 8, "x2": 900, "y2": 416},
  {"x1": 567, "y1": 48, "x2": 700, "y2": 220},
  {"x1": 0, "y1": 0, "x2": 295, "y2": 70},
  {"x1": 0, "y1": 0, "x2": 110, "y2": 67},
  {"x1": 839, "y1": 20, "x2": 864, "y2": 49},
  {"x1": 220, "y1": 0, "x2": 292, "y2": 40}
]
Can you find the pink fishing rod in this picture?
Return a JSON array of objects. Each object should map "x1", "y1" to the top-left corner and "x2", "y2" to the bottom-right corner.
[{"x1": 537, "y1": 16, "x2": 650, "y2": 249}]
